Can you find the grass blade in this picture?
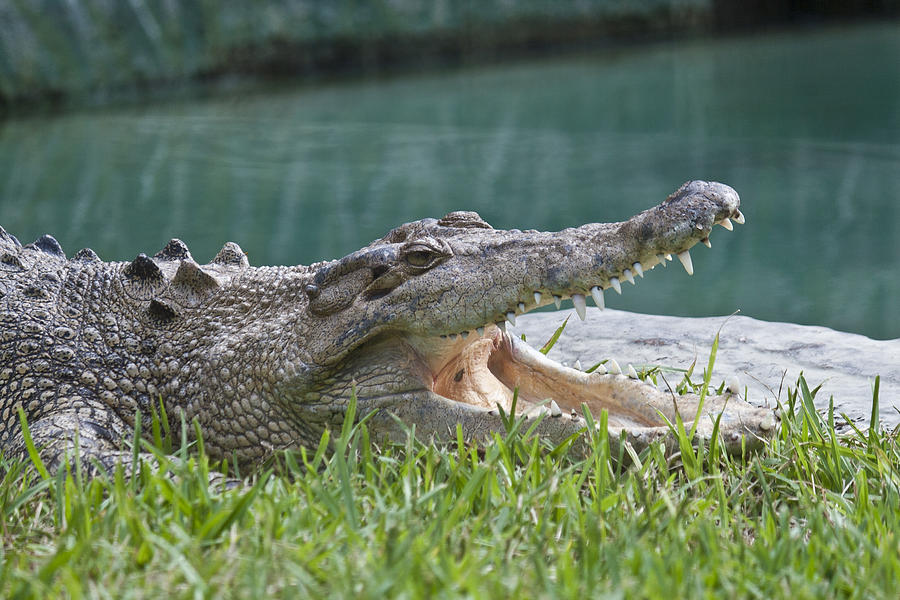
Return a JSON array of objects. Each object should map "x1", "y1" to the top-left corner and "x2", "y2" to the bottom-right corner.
[
  {"x1": 539, "y1": 316, "x2": 569, "y2": 355},
  {"x1": 16, "y1": 407, "x2": 49, "y2": 480}
]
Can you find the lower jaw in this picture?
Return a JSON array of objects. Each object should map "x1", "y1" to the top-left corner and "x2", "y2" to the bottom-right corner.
[
  {"x1": 395, "y1": 324, "x2": 775, "y2": 452},
  {"x1": 430, "y1": 329, "x2": 669, "y2": 428}
]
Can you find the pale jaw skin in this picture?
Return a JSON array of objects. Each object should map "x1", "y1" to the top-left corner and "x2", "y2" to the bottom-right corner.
[{"x1": 375, "y1": 324, "x2": 776, "y2": 458}]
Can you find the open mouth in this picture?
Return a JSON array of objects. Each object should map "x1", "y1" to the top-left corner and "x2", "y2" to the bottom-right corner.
[
  {"x1": 427, "y1": 325, "x2": 674, "y2": 428},
  {"x1": 401, "y1": 199, "x2": 764, "y2": 435},
  {"x1": 408, "y1": 309, "x2": 776, "y2": 449}
]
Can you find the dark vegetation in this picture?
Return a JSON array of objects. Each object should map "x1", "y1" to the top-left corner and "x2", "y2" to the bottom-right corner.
[{"x1": 1, "y1": 0, "x2": 896, "y2": 115}]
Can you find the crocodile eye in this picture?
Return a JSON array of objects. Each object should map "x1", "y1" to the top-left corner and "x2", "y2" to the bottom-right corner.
[
  {"x1": 405, "y1": 250, "x2": 435, "y2": 267},
  {"x1": 401, "y1": 239, "x2": 451, "y2": 271}
]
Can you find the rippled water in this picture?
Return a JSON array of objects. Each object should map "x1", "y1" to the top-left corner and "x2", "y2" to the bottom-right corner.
[{"x1": 1, "y1": 22, "x2": 898, "y2": 338}]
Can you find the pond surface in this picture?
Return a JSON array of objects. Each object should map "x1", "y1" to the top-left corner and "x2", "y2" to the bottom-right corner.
[{"x1": 1, "y1": 22, "x2": 898, "y2": 339}]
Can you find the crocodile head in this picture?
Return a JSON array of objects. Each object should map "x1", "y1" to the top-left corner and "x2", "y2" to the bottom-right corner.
[{"x1": 297, "y1": 180, "x2": 772, "y2": 454}]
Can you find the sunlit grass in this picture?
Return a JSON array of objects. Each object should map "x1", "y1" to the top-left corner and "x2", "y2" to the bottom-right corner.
[{"x1": 2, "y1": 350, "x2": 898, "y2": 598}]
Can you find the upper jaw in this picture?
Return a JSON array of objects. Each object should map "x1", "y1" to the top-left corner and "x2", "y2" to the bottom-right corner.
[
  {"x1": 406, "y1": 180, "x2": 744, "y2": 338},
  {"x1": 321, "y1": 180, "x2": 742, "y2": 382}
]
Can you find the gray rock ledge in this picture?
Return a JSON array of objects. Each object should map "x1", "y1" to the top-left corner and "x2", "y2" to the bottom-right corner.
[{"x1": 516, "y1": 310, "x2": 899, "y2": 430}]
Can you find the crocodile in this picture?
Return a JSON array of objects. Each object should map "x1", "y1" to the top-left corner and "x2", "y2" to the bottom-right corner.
[{"x1": 0, "y1": 180, "x2": 774, "y2": 477}]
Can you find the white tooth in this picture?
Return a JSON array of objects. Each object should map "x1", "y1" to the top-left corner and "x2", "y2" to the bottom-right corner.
[
  {"x1": 633, "y1": 262, "x2": 643, "y2": 277},
  {"x1": 607, "y1": 359, "x2": 622, "y2": 375},
  {"x1": 533, "y1": 292, "x2": 542, "y2": 305},
  {"x1": 760, "y1": 413, "x2": 776, "y2": 431},
  {"x1": 702, "y1": 237, "x2": 711, "y2": 248},
  {"x1": 665, "y1": 254, "x2": 672, "y2": 261},
  {"x1": 553, "y1": 295, "x2": 562, "y2": 309},
  {"x1": 549, "y1": 400, "x2": 562, "y2": 417},
  {"x1": 727, "y1": 374, "x2": 741, "y2": 395},
  {"x1": 624, "y1": 269, "x2": 635, "y2": 285},
  {"x1": 610, "y1": 277, "x2": 622, "y2": 294},
  {"x1": 594, "y1": 363, "x2": 607, "y2": 375},
  {"x1": 517, "y1": 302, "x2": 525, "y2": 313},
  {"x1": 497, "y1": 321, "x2": 507, "y2": 333},
  {"x1": 626, "y1": 364, "x2": 638, "y2": 379},
  {"x1": 506, "y1": 311, "x2": 516, "y2": 326},
  {"x1": 461, "y1": 331, "x2": 469, "y2": 339},
  {"x1": 574, "y1": 360, "x2": 582, "y2": 371},
  {"x1": 657, "y1": 254, "x2": 667, "y2": 267},
  {"x1": 719, "y1": 218, "x2": 733, "y2": 231},
  {"x1": 733, "y1": 210, "x2": 745, "y2": 225},
  {"x1": 477, "y1": 326, "x2": 485, "y2": 336},
  {"x1": 590, "y1": 286, "x2": 604, "y2": 310},
  {"x1": 677, "y1": 250, "x2": 693, "y2": 275},
  {"x1": 572, "y1": 294, "x2": 587, "y2": 321}
]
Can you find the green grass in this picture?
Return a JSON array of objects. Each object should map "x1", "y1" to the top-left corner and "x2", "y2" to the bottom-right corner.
[{"x1": 2, "y1": 370, "x2": 899, "y2": 598}]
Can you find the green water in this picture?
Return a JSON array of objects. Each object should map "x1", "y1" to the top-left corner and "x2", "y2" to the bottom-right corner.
[{"x1": 1, "y1": 22, "x2": 898, "y2": 339}]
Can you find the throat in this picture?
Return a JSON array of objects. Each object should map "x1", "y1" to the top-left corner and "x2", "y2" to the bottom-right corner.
[
  {"x1": 404, "y1": 326, "x2": 576, "y2": 415},
  {"x1": 432, "y1": 338, "x2": 514, "y2": 410}
]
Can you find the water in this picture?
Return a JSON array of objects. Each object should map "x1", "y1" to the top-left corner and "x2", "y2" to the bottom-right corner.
[{"x1": 1, "y1": 22, "x2": 898, "y2": 339}]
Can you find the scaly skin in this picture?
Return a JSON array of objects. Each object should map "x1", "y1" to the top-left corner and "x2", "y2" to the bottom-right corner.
[{"x1": 0, "y1": 180, "x2": 773, "y2": 475}]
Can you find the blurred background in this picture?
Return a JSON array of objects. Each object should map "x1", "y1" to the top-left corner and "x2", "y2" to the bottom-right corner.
[{"x1": 0, "y1": 1, "x2": 898, "y2": 338}]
